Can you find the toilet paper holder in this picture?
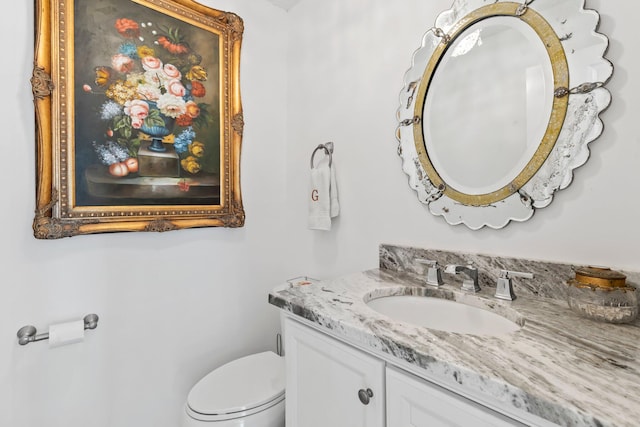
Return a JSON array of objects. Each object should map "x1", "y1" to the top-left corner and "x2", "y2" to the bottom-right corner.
[{"x1": 16, "y1": 314, "x2": 99, "y2": 346}]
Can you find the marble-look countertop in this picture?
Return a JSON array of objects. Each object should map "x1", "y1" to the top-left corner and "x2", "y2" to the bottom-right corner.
[{"x1": 269, "y1": 268, "x2": 640, "y2": 427}]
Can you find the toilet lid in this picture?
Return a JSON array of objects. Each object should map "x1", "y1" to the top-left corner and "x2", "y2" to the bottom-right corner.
[{"x1": 187, "y1": 351, "x2": 285, "y2": 416}]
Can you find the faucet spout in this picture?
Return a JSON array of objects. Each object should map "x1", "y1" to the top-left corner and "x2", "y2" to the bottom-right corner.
[
  {"x1": 444, "y1": 264, "x2": 470, "y2": 274},
  {"x1": 445, "y1": 264, "x2": 480, "y2": 293}
]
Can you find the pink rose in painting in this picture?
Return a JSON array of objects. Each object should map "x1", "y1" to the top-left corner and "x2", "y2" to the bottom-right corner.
[
  {"x1": 124, "y1": 99, "x2": 150, "y2": 121},
  {"x1": 111, "y1": 54, "x2": 134, "y2": 74},
  {"x1": 141, "y1": 56, "x2": 163, "y2": 72},
  {"x1": 163, "y1": 63, "x2": 182, "y2": 80},
  {"x1": 131, "y1": 117, "x2": 144, "y2": 129},
  {"x1": 165, "y1": 79, "x2": 186, "y2": 97}
]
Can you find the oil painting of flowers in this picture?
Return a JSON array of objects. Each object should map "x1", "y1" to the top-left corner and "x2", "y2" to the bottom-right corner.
[
  {"x1": 74, "y1": 0, "x2": 222, "y2": 206},
  {"x1": 32, "y1": 0, "x2": 244, "y2": 238}
]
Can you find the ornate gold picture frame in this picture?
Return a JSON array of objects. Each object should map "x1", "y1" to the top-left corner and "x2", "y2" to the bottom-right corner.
[{"x1": 33, "y1": 0, "x2": 244, "y2": 239}]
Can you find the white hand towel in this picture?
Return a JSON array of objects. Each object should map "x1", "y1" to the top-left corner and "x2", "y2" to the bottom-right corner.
[
  {"x1": 309, "y1": 160, "x2": 339, "y2": 230},
  {"x1": 329, "y1": 162, "x2": 340, "y2": 218}
]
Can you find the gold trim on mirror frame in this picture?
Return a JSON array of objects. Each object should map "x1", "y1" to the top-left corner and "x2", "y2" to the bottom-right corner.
[
  {"x1": 33, "y1": 0, "x2": 245, "y2": 238},
  {"x1": 413, "y1": 2, "x2": 569, "y2": 207}
]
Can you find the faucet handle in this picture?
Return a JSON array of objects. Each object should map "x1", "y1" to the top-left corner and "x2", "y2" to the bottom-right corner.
[
  {"x1": 495, "y1": 270, "x2": 534, "y2": 301},
  {"x1": 500, "y1": 270, "x2": 534, "y2": 280},
  {"x1": 415, "y1": 258, "x2": 443, "y2": 287},
  {"x1": 416, "y1": 258, "x2": 438, "y2": 267}
]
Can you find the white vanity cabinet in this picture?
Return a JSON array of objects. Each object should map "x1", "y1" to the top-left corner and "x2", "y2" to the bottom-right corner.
[
  {"x1": 283, "y1": 316, "x2": 527, "y2": 427},
  {"x1": 283, "y1": 317, "x2": 385, "y2": 427},
  {"x1": 386, "y1": 366, "x2": 523, "y2": 426}
]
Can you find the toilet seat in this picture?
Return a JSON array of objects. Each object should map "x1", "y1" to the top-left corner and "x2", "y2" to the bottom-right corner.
[
  {"x1": 186, "y1": 393, "x2": 285, "y2": 422},
  {"x1": 186, "y1": 351, "x2": 285, "y2": 422}
]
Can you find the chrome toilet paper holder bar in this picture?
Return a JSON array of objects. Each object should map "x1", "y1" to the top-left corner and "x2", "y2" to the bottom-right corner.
[{"x1": 16, "y1": 314, "x2": 99, "y2": 346}]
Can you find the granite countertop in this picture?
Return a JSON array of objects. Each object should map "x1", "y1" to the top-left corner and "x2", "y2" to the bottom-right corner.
[{"x1": 269, "y1": 267, "x2": 640, "y2": 427}]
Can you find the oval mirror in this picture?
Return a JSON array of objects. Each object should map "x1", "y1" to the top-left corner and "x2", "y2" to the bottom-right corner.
[{"x1": 397, "y1": 0, "x2": 612, "y2": 229}]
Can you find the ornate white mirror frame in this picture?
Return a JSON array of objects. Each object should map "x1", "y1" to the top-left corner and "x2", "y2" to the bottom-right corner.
[{"x1": 396, "y1": 0, "x2": 613, "y2": 230}]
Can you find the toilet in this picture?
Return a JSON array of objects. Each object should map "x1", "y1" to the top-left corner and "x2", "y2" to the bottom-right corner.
[{"x1": 182, "y1": 351, "x2": 285, "y2": 426}]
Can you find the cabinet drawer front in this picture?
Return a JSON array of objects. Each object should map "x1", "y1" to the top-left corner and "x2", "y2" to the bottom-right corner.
[
  {"x1": 284, "y1": 318, "x2": 385, "y2": 427},
  {"x1": 387, "y1": 367, "x2": 525, "y2": 427}
]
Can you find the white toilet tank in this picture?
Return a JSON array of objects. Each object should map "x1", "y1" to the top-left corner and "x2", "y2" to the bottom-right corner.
[{"x1": 182, "y1": 351, "x2": 285, "y2": 427}]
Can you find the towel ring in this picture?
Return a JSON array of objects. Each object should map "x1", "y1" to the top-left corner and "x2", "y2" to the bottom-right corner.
[{"x1": 310, "y1": 142, "x2": 334, "y2": 169}]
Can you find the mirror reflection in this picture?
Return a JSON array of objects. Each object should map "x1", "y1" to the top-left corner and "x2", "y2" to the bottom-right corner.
[{"x1": 424, "y1": 17, "x2": 554, "y2": 195}]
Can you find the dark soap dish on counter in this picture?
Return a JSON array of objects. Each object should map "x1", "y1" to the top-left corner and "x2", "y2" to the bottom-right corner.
[{"x1": 566, "y1": 266, "x2": 638, "y2": 324}]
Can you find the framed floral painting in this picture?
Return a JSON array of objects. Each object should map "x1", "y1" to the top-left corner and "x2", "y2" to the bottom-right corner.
[{"x1": 32, "y1": 0, "x2": 245, "y2": 238}]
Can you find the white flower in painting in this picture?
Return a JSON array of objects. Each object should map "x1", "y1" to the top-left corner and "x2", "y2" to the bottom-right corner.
[
  {"x1": 137, "y1": 83, "x2": 162, "y2": 101},
  {"x1": 126, "y1": 72, "x2": 145, "y2": 87},
  {"x1": 100, "y1": 101, "x2": 122, "y2": 120},
  {"x1": 156, "y1": 93, "x2": 186, "y2": 118},
  {"x1": 144, "y1": 69, "x2": 165, "y2": 87},
  {"x1": 93, "y1": 141, "x2": 129, "y2": 165}
]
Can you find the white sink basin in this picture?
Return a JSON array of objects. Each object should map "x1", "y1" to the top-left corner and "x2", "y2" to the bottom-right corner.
[{"x1": 366, "y1": 295, "x2": 521, "y2": 336}]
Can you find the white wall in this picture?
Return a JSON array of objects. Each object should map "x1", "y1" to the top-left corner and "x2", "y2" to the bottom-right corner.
[
  {"x1": 284, "y1": 0, "x2": 640, "y2": 280},
  {"x1": 1, "y1": 1, "x2": 288, "y2": 426}
]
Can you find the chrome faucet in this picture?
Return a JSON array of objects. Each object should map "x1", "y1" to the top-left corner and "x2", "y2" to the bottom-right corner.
[
  {"x1": 445, "y1": 264, "x2": 480, "y2": 293},
  {"x1": 415, "y1": 258, "x2": 443, "y2": 287},
  {"x1": 495, "y1": 270, "x2": 534, "y2": 301}
]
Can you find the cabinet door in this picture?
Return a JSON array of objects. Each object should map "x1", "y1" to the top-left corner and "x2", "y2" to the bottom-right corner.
[
  {"x1": 387, "y1": 366, "x2": 525, "y2": 427},
  {"x1": 284, "y1": 318, "x2": 385, "y2": 427}
]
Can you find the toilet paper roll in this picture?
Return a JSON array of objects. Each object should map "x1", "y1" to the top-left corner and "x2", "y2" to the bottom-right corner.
[{"x1": 49, "y1": 320, "x2": 85, "y2": 348}]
